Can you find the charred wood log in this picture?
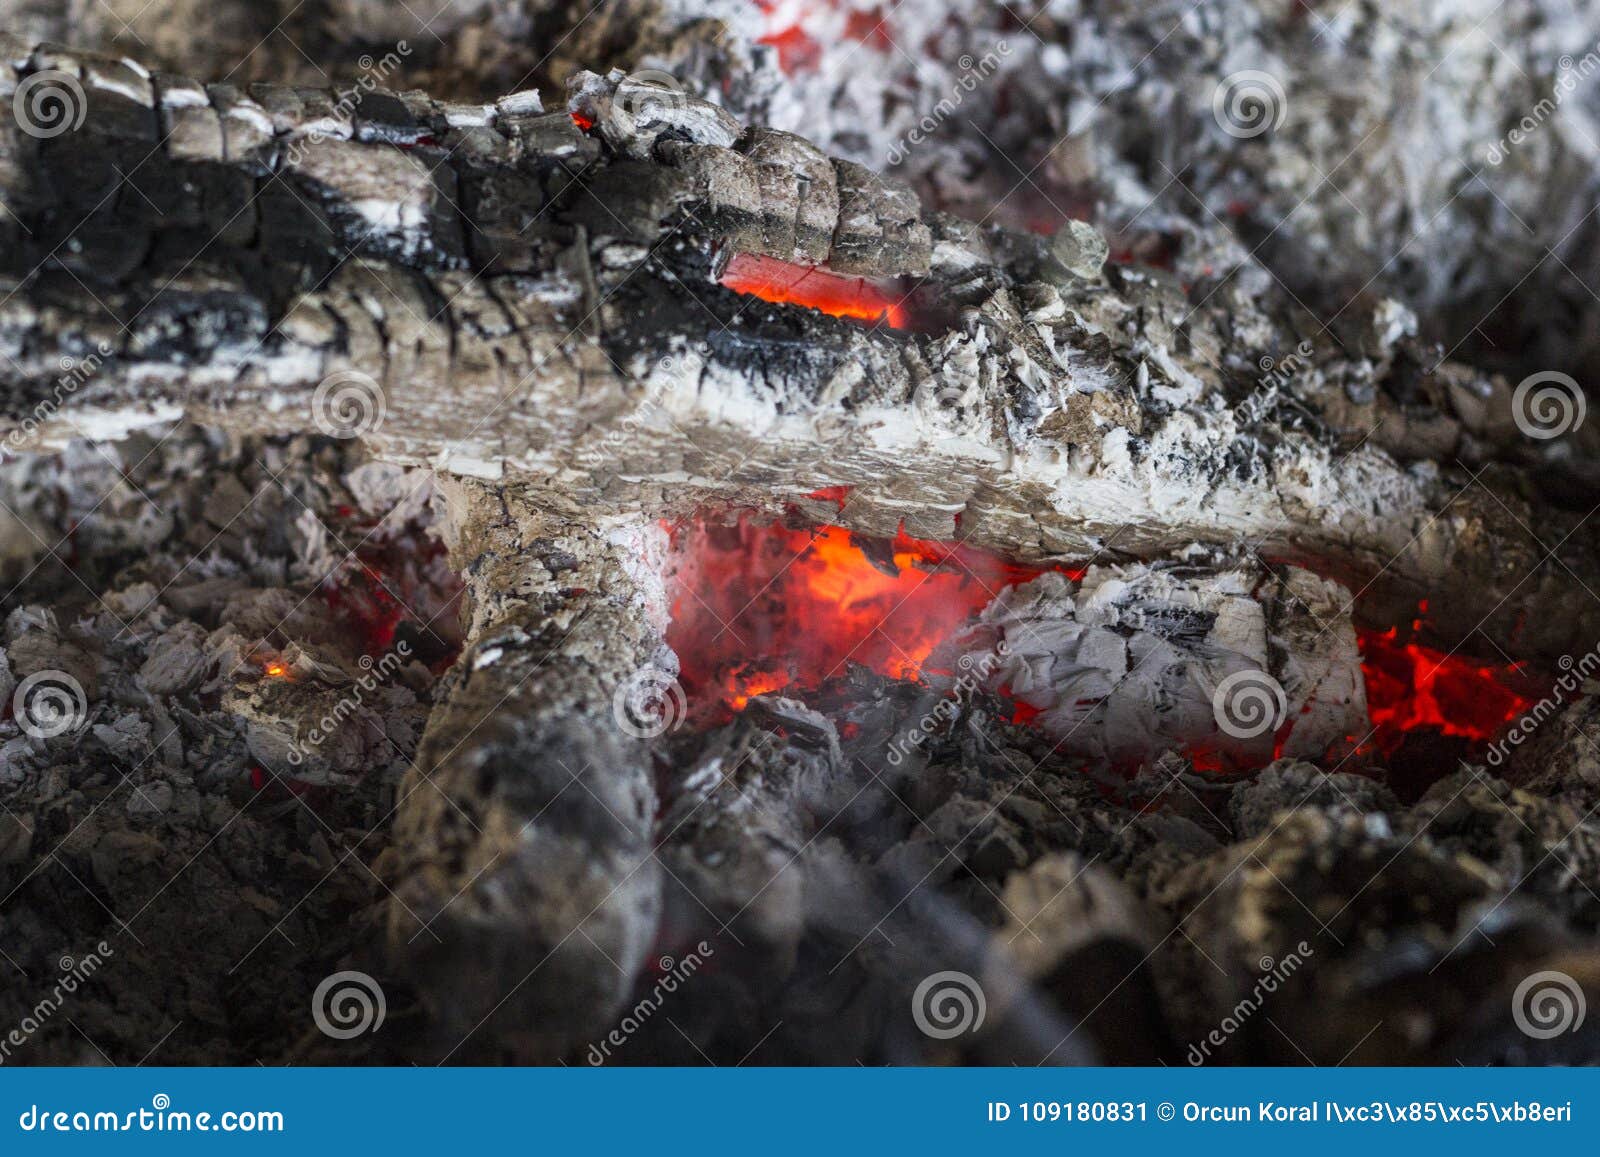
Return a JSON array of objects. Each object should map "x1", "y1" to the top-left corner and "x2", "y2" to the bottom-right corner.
[
  {"x1": 386, "y1": 480, "x2": 667, "y2": 1060},
  {"x1": 0, "y1": 38, "x2": 1594, "y2": 670}
]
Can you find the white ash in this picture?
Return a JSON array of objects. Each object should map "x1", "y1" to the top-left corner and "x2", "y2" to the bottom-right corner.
[{"x1": 928, "y1": 561, "x2": 1367, "y2": 770}]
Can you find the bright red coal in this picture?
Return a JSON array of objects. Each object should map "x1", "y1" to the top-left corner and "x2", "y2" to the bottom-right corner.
[
  {"x1": 720, "y1": 253, "x2": 911, "y2": 329},
  {"x1": 667, "y1": 516, "x2": 1549, "y2": 773},
  {"x1": 753, "y1": 1, "x2": 892, "y2": 73},
  {"x1": 665, "y1": 514, "x2": 1065, "y2": 719},
  {"x1": 1357, "y1": 618, "x2": 1540, "y2": 757}
]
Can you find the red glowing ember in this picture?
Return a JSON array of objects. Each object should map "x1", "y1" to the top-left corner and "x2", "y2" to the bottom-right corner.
[
  {"x1": 720, "y1": 252, "x2": 911, "y2": 329},
  {"x1": 668, "y1": 517, "x2": 1549, "y2": 778},
  {"x1": 1357, "y1": 621, "x2": 1541, "y2": 756},
  {"x1": 666, "y1": 515, "x2": 1060, "y2": 719},
  {"x1": 754, "y1": 1, "x2": 892, "y2": 73}
]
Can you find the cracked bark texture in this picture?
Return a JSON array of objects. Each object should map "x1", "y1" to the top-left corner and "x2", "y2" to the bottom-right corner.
[
  {"x1": 387, "y1": 479, "x2": 667, "y2": 1060},
  {"x1": 0, "y1": 36, "x2": 1596, "y2": 674}
]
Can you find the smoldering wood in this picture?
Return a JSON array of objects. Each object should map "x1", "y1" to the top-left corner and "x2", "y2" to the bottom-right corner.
[
  {"x1": 4, "y1": 30, "x2": 1600, "y2": 1068},
  {"x1": 1, "y1": 39, "x2": 1597, "y2": 669},
  {"x1": 385, "y1": 480, "x2": 666, "y2": 1058}
]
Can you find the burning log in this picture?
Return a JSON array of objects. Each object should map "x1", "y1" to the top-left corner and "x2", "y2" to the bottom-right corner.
[
  {"x1": 5, "y1": 26, "x2": 1600, "y2": 1068},
  {"x1": 1, "y1": 41, "x2": 1597, "y2": 668},
  {"x1": 387, "y1": 482, "x2": 668, "y2": 1059}
]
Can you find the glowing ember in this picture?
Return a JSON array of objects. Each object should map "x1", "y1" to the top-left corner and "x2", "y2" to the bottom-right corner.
[
  {"x1": 263, "y1": 659, "x2": 289, "y2": 679},
  {"x1": 668, "y1": 517, "x2": 1550, "y2": 778},
  {"x1": 1357, "y1": 623, "x2": 1541, "y2": 756},
  {"x1": 666, "y1": 515, "x2": 1064, "y2": 721},
  {"x1": 719, "y1": 253, "x2": 911, "y2": 329},
  {"x1": 753, "y1": 1, "x2": 892, "y2": 73}
]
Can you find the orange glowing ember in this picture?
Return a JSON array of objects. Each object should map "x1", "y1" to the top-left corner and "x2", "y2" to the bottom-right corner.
[
  {"x1": 263, "y1": 660, "x2": 288, "y2": 679},
  {"x1": 668, "y1": 517, "x2": 1551, "y2": 781},
  {"x1": 720, "y1": 253, "x2": 911, "y2": 329},
  {"x1": 666, "y1": 515, "x2": 1064, "y2": 721}
]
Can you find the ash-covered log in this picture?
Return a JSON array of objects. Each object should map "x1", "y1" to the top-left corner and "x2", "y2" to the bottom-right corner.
[{"x1": 1, "y1": 39, "x2": 1596, "y2": 670}]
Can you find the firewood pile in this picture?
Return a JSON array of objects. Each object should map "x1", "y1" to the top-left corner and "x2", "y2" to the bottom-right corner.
[{"x1": 2, "y1": 2, "x2": 1600, "y2": 1065}]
